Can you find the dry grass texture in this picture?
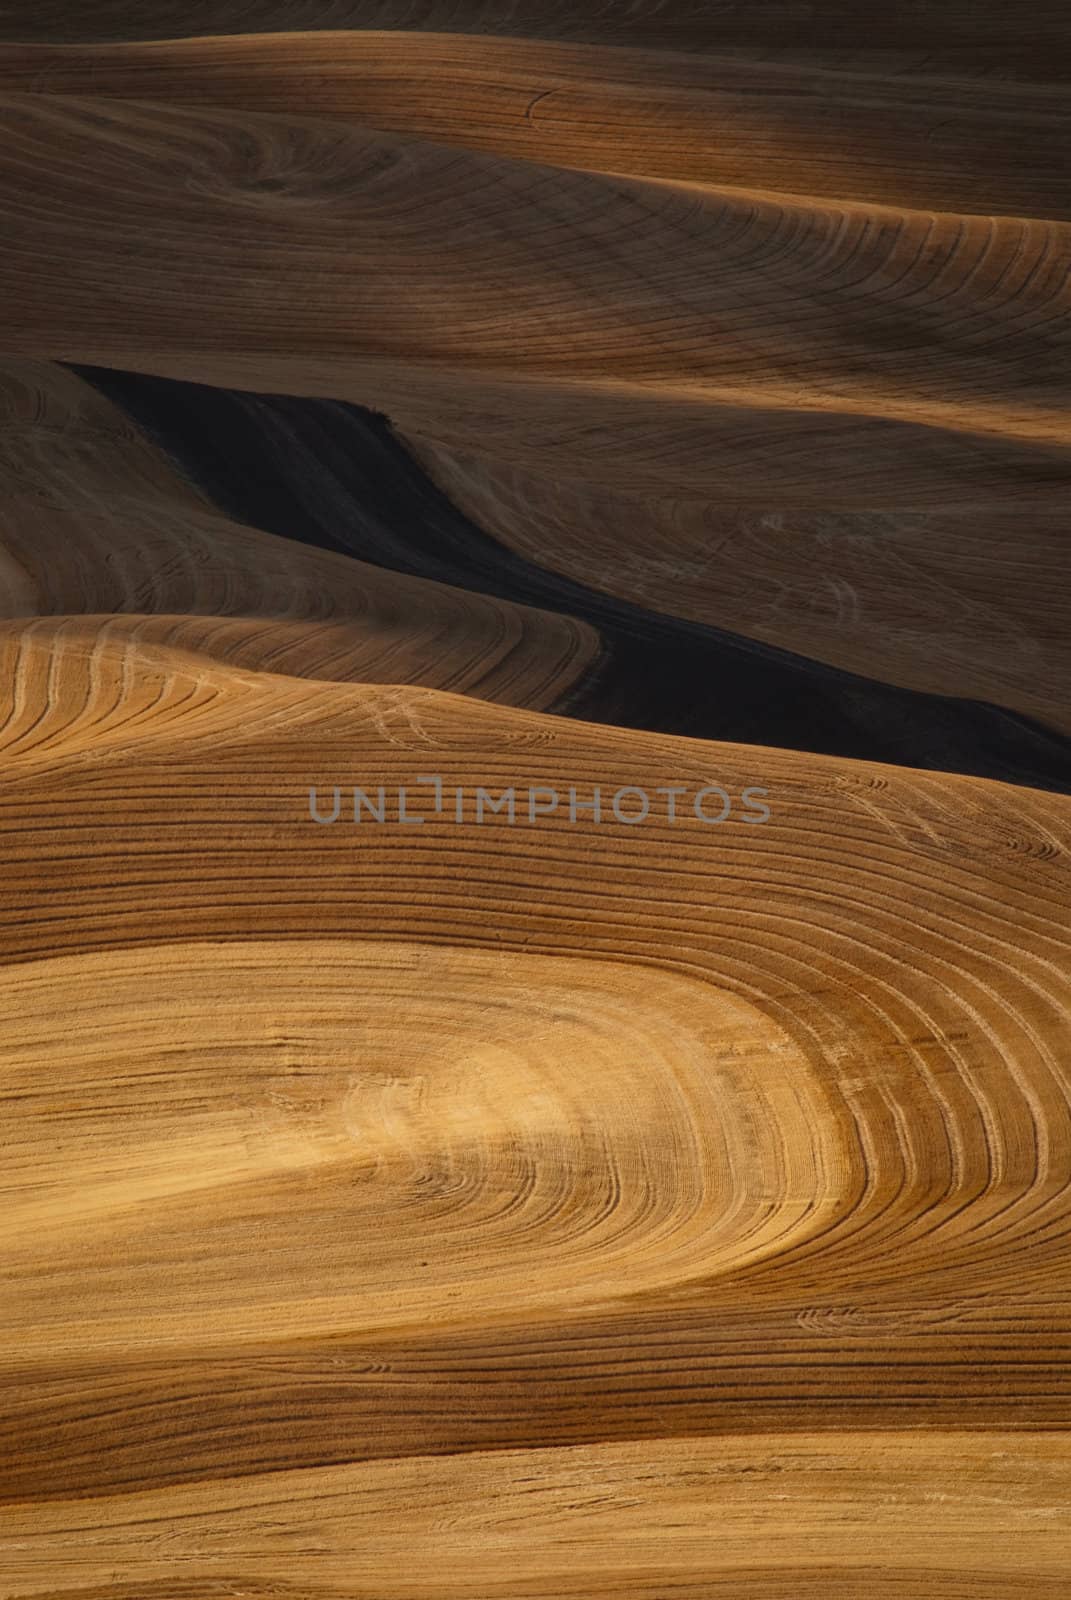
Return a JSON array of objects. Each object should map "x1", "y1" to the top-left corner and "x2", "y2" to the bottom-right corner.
[
  {"x1": 0, "y1": 90, "x2": 1068, "y2": 509},
  {"x1": 1, "y1": 9, "x2": 1070, "y2": 1598}
]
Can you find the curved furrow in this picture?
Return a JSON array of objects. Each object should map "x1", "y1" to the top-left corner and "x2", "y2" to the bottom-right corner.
[
  {"x1": 0, "y1": 34, "x2": 1068, "y2": 217},
  {"x1": 0, "y1": 96, "x2": 1066, "y2": 504}
]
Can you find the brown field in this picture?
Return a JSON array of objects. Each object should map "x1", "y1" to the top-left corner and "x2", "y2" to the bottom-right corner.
[{"x1": 0, "y1": 6, "x2": 1069, "y2": 1596}]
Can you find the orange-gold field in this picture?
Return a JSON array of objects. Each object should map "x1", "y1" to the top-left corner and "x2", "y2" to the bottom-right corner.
[{"x1": 0, "y1": 4, "x2": 1069, "y2": 1596}]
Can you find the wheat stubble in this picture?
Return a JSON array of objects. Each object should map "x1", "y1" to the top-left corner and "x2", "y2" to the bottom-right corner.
[
  {"x1": 1, "y1": 658, "x2": 1071, "y2": 1585},
  {"x1": 1, "y1": 6, "x2": 1070, "y2": 1596}
]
